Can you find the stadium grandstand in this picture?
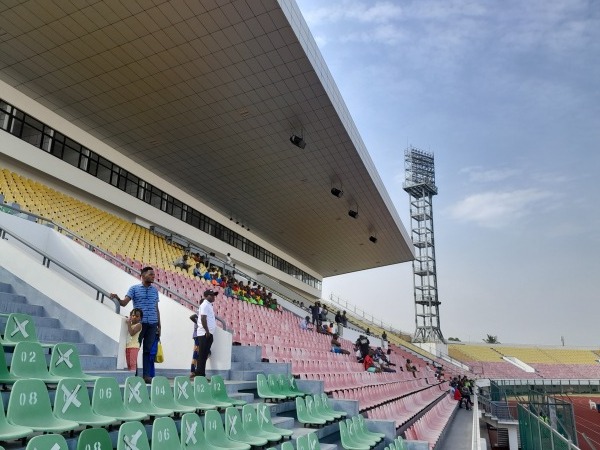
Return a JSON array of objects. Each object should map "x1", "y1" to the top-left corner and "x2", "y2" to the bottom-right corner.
[{"x1": 0, "y1": 1, "x2": 596, "y2": 450}]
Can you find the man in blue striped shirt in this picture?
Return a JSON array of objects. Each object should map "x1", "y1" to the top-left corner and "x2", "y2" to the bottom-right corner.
[{"x1": 110, "y1": 266, "x2": 161, "y2": 383}]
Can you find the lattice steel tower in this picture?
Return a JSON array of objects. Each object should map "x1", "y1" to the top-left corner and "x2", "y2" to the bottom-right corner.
[{"x1": 403, "y1": 147, "x2": 445, "y2": 343}]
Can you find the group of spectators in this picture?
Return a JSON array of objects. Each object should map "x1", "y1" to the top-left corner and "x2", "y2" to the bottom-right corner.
[
  {"x1": 174, "y1": 252, "x2": 280, "y2": 311},
  {"x1": 306, "y1": 302, "x2": 349, "y2": 336},
  {"x1": 451, "y1": 376, "x2": 474, "y2": 410}
]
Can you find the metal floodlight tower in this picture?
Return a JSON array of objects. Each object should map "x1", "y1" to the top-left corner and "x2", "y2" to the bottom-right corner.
[{"x1": 403, "y1": 146, "x2": 445, "y2": 343}]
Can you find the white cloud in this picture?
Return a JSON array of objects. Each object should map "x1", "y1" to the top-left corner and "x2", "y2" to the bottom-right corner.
[
  {"x1": 460, "y1": 166, "x2": 520, "y2": 183},
  {"x1": 448, "y1": 189, "x2": 554, "y2": 227},
  {"x1": 302, "y1": 1, "x2": 403, "y2": 26}
]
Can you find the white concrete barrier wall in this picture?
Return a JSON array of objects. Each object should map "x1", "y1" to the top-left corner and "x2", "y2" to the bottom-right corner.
[{"x1": 0, "y1": 211, "x2": 231, "y2": 370}]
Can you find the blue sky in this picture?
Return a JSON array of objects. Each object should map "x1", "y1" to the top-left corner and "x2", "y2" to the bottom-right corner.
[{"x1": 295, "y1": 0, "x2": 600, "y2": 346}]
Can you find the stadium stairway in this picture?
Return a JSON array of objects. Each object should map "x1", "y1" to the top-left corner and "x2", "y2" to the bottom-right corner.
[{"x1": 0, "y1": 269, "x2": 121, "y2": 379}]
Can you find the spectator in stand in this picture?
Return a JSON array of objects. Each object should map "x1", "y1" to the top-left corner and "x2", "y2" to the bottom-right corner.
[
  {"x1": 300, "y1": 316, "x2": 313, "y2": 330},
  {"x1": 125, "y1": 308, "x2": 142, "y2": 375},
  {"x1": 356, "y1": 334, "x2": 370, "y2": 360},
  {"x1": 331, "y1": 334, "x2": 350, "y2": 354},
  {"x1": 310, "y1": 302, "x2": 320, "y2": 326},
  {"x1": 364, "y1": 349, "x2": 381, "y2": 373},
  {"x1": 334, "y1": 310, "x2": 344, "y2": 336},
  {"x1": 174, "y1": 254, "x2": 191, "y2": 271},
  {"x1": 405, "y1": 359, "x2": 418, "y2": 378},
  {"x1": 193, "y1": 289, "x2": 218, "y2": 379},
  {"x1": 459, "y1": 383, "x2": 473, "y2": 410},
  {"x1": 193, "y1": 262, "x2": 202, "y2": 277},
  {"x1": 341, "y1": 311, "x2": 348, "y2": 327},
  {"x1": 110, "y1": 266, "x2": 161, "y2": 384},
  {"x1": 320, "y1": 305, "x2": 329, "y2": 324},
  {"x1": 365, "y1": 327, "x2": 370, "y2": 336}
]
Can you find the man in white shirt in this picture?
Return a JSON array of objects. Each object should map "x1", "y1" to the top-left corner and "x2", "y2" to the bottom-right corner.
[{"x1": 193, "y1": 289, "x2": 217, "y2": 378}]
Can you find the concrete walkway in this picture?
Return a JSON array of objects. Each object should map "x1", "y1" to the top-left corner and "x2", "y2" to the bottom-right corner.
[{"x1": 437, "y1": 407, "x2": 474, "y2": 450}]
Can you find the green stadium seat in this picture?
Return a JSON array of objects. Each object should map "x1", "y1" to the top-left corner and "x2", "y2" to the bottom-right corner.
[
  {"x1": 354, "y1": 415, "x2": 385, "y2": 441},
  {"x1": 0, "y1": 345, "x2": 18, "y2": 385},
  {"x1": 0, "y1": 394, "x2": 32, "y2": 441},
  {"x1": 92, "y1": 377, "x2": 148, "y2": 422},
  {"x1": 49, "y1": 343, "x2": 97, "y2": 381},
  {"x1": 307, "y1": 432, "x2": 323, "y2": 450},
  {"x1": 76, "y1": 427, "x2": 114, "y2": 450},
  {"x1": 281, "y1": 442, "x2": 295, "y2": 450},
  {"x1": 25, "y1": 434, "x2": 69, "y2": 450},
  {"x1": 180, "y1": 413, "x2": 208, "y2": 450},
  {"x1": 393, "y1": 436, "x2": 407, "y2": 450},
  {"x1": 224, "y1": 406, "x2": 268, "y2": 447},
  {"x1": 150, "y1": 376, "x2": 196, "y2": 414},
  {"x1": 310, "y1": 395, "x2": 337, "y2": 422},
  {"x1": 124, "y1": 376, "x2": 173, "y2": 417},
  {"x1": 151, "y1": 417, "x2": 180, "y2": 450},
  {"x1": 7, "y1": 379, "x2": 79, "y2": 432},
  {"x1": 296, "y1": 434, "x2": 309, "y2": 450},
  {"x1": 295, "y1": 397, "x2": 325, "y2": 427},
  {"x1": 117, "y1": 421, "x2": 150, "y2": 450},
  {"x1": 241, "y1": 404, "x2": 281, "y2": 443},
  {"x1": 256, "y1": 374, "x2": 286, "y2": 402},
  {"x1": 267, "y1": 374, "x2": 292, "y2": 400},
  {"x1": 338, "y1": 421, "x2": 370, "y2": 450},
  {"x1": 320, "y1": 393, "x2": 347, "y2": 418},
  {"x1": 10, "y1": 341, "x2": 63, "y2": 383},
  {"x1": 173, "y1": 376, "x2": 217, "y2": 412},
  {"x1": 54, "y1": 378, "x2": 116, "y2": 426},
  {"x1": 288, "y1": 375, "x2": 308, "y2": 397},
  {"x1": 277, "y1": 374, "x2": 305, "y2": 397},
  {"x1": 256, "y1": 403, "x2": 293, "y2": 438},
  {"x1": 0, "y1": 313, "x2": 51, "y2": 347},
  {"x1": 193, "y1": 376, "x2": 231, "y2": 408},
  {"x1": 346, "y1": 418, "x2": 378, "y2": 447},
  {"x1": 305, "y1": 396, "x2": 334, "y2": 423},
  {"x1": 211, "y1": 375, "x2": 246, "y2": 406},
  {"x1": 204, "y1": 410, "x2": 250, "y2": 450}
]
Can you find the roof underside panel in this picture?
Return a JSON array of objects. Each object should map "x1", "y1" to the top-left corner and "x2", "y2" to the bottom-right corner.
[{"x1": 0, "y1": 0, "x2": 414, "y2": 277}]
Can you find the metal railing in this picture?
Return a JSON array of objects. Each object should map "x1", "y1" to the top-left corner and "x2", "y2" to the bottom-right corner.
[
  {"x1": 518, "y1": 404, "x2": 581, "y2": 450},
  {"x1": 0, "y1": 206, "x2": 229, "y2": 330},
  {"x1": 472, "y1": 392, "x2": 482, "y2": 450},
  {"x1": 0, "y1": 221, "x2": 120, "y2": 313}
]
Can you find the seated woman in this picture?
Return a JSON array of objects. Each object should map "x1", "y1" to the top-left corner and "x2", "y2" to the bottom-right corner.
[
  {"x1": 331, "y1": 334, "x2": 350, "y2": 355},
  {"x1": 363, "y1": 349, "x2": 381, "y2": 373}
]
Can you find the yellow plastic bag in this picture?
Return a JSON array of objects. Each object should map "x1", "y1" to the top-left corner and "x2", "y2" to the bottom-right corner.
[{"x1": 155, "y1": 340, "x2": 164, "y2": 363}]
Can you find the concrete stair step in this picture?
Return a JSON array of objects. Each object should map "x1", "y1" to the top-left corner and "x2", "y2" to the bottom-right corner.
[
  {"x1": 0, "y1": 314, "x2": 60, "y2": 329},
  {"x1": 0, "y1": 282, "x2": 13, "y2": 293},
  {"x1": 0, "y1": 292, "x2": 26, "y2": 303},
  {"x1": 0, "y1": 299, "x2": 44, "y2": 316},
  {"x1": 230, "y1": 369, "x2": 263, "y2": 381},
  {"x1": 231, "y1": 360, "x2": 290, "y2": 373}
]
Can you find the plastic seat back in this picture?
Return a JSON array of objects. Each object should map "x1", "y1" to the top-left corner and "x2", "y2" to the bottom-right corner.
[
  {"x1": 25, "y1": 434, "x2": 69, "y2": 450},
  {"x1": 296, "y1": 434, "x2": 309, "y2": 450},
  {"x1": 76, "y1": 428, "x2": 113, "y2": 450},
  {"x1": 0, "y1": 394, "x2": 32, "y2": 440},
  {"x1": 256, "y1": 374, "x2": 283, "y2": 401},
  {"x1": 180, "y1": 413, "x2": 206, "y2": 450},
  {"x1": 151, "y1": 417, "x2": 180, "y2": 450},
  {"x1": 10, "y1": 341, "x2": 59, "y2": 382},
  {"x1": 117, "y1": 421, "x2": 150, "y2": 450},
  {"x1": 212, "y1": 375, "x2": 246, "y2": 406},
  {"x1": 150, "y1": 376, "x2": 177, "y2": 409},
  {"x1": 174, "y1": 376, "x2": 197, "y2": 408},
  {"x1": 0, "y1": 344, "x2": 17, "y2": 384},
  {"x1": 2, "y1": 313, "x2": 38, "y2": 345},
  {"x1": 7, "y1": 379, "x2": 78, "y2": 432},
  {"x1": 54, "y1": 378, "x2": 114, "y2": 426},
  {"x1": 50, "y1": 343, "x2": 96, "y2": 380},
  {"x1": 194, "y1": 376, "x2": 230, "y2": 407},
  {"x1": 282, "y1": 443, "x2": 294, "y2": 450},
  {"x1": 307, "y1": 432, "x2": 321, "y2": 450},
  {"x1": 92, "y1": 376, "x2": 145, "y2": 421},
  {"x1": 204, "y1": 410, "x2": 251, "y2": 450},
  {"x1": 124, "y1": 376, "x2": 164, "y2": 414}
]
